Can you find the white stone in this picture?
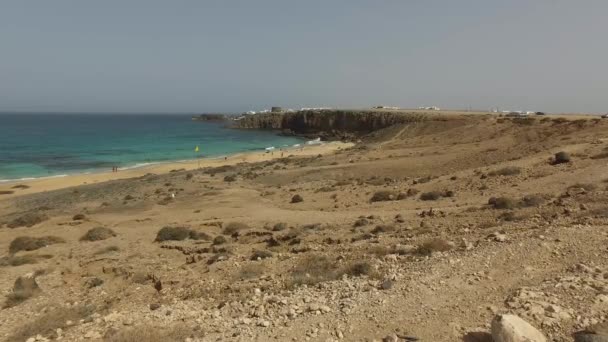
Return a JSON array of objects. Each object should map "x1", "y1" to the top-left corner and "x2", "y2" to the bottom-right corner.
[{"x1": 491, "y1": 314, "x2": 547, "y2": 342}]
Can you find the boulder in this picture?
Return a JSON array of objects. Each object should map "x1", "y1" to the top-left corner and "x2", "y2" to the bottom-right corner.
[
  {"x1": 574, "y1": 322, "x2": 608, "y2": 342},
  {"x1": 491, "y1": 314, "x2": 546, "y2": 342}
]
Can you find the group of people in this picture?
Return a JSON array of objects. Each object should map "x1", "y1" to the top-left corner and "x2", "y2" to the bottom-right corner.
[{"x1": 111, "y1": 166, "x2": 119, "y2": 172}]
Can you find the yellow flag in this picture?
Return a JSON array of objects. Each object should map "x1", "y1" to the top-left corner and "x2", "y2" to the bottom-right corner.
[{"x1": 194, "y1": 146, "x2": 199, "y2": 152}]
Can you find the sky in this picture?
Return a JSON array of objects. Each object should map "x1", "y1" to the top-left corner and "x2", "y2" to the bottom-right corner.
[{"x1": 0, "y1": 0, "x2": 607, "y2": 113}]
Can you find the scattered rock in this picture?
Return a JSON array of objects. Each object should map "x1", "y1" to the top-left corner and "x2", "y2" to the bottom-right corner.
[{"x1": 491, "y1": 314, "x2": 547, "y2": 342}]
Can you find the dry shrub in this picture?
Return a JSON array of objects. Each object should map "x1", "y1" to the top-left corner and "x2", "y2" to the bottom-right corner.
[
  {"x1": 590, "y1": 207, "x2": 608, "y2": 218},
  {"x1": 9, "y1": 236, "x2": 65, "y2": 254},
  {"x1": 291, "y1": 194, "x2": 304, "y2": 203},
  {"x1": 272, "y1": 222, "x2": 287, "y2": 231},
  {"x1": 0, "y1": 254, "x2": 52, "y2": 267},
  {"x1": 371, "y1": 225, "x2": 395, "y2": 234},
  {"x1": 4, "y1": 273, "x2": 43, "y2": 308},
  {"x1": 212, "y1": 235, "x2": 227, "y2": 245},
  {"x1": 521, "y1": 194, "x2": 547, "y2": 207},
  {"x1": 7, "y1": 212, "x2": 48, "y2": 228},
  {"x1": 189, "y1": 230, "x2": 212, "y2": 241},
  {"x1": 488, "y1": 197, "x2": 517, "y2": 210},
  {"x1": 417, "y1": 238, "x2": 454, "y2": 255},
  {"x1": 222, "y1": 222, "x2": 250, "y2": 235},
  {"x1": 0, "y1": 190, "x2": 15, "y2": 195},
  {"x1": 105, "y1": 324, "x2": 194, "y2": 342},
  {"x1": 488, "y1": 166, "x2": 521, "y2": 176},
  {"x1": 420, "y1": 191, "x2": 442, "y2": 201},
  {"x1": 154, "y1": 226, "x2": 200, "y2": 242},
  {"x1": 72, "y1": 213, "x2": 86, "y2": 221},
  {"x1": 553, "y1": 151, "x2": 571, "y2": 164},
  {"x1": 223, "y1": 174, "x2": 236, "y2": 182},
  {"x1": 353, "y1": 218, "x2": 370, "y2": 227},
  {"x1": 568, "y1": 183, "x2": 597, "y2": 191},
  {"x1": 591, "y1": 152, "x2": 608, "y2": 159},
  {"x1": 80, "y1": 227, "x2": 116, "y2": 242},
  {"x1": 12, "y1": 184, "x2": 30, "y2": 189},
  {"x1": 371, "y1": 191, "x2": 397, "y2": 202},
  {"x1": 291, "y1": 254, "x2": 339, "y2": 286},
  {"x1": 8, "y1": 305, "x2": 96, "y2": 341},
  {"x1": 93, "y1": 245, "x2": 120, "y2": 255},
  {"x1": 238, "y1": 263, "x2": 266, "y2": 280},
  {"x1": 343, "y1": 261, "x2": 373, "y2": 277},
  {"x1": 290, "y1": 255, "x2": 373, "y2": 287},
  {"x1": 250, "y1": 250, "x2": 272, "y2": 260}
]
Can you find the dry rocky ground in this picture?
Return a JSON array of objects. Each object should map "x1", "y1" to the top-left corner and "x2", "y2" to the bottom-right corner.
[{"x1": 1, "y1": 114, "x2": 608, "y2": 341}]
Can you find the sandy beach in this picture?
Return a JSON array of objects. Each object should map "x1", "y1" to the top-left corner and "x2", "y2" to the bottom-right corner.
[{"x1": 0, "y1": 141, "x2": 351, "y2": 200}]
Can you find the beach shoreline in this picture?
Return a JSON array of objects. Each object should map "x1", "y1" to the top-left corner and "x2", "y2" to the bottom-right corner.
[{"x1": 0, "y1": 141, "x2": 352, "y2": 199}]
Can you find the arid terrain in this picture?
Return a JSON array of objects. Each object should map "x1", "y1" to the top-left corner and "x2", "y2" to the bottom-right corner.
[{"x1": 1, "y1": 112, "x2": 608, "y2": 342}]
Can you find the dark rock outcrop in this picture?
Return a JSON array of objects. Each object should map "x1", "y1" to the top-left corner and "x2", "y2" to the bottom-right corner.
[
  {"x1": 192, "y1": 114, "x2": 229, "y2": 122},
  {"x1": 232, "y1": 110, "x2": 430, "y2": 140}
]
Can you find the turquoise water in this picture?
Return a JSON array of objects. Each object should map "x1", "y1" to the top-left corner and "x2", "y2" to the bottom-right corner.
[{"x1": 0, "y1": 113, "x2": 304, "y2": 181}]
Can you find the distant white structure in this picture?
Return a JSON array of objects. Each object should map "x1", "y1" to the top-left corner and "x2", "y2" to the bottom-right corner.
[
  {"x1": 300, "y1": 107, "x2": 332, "y2": 111},
  {"x1": 373, "y1": 105, "x2": 400, "y2": 110},
  {"x1": 418, "y1": 106, "x2": 440, "y2": 111}
]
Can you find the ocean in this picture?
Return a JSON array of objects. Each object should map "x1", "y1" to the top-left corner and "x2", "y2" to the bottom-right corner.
[{"x1": 0, "y1": 113, "x2": 304, "y2": 182}]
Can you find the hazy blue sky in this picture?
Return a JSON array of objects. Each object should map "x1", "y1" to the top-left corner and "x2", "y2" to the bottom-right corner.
[{"x1": 1, "y1": 1, "x2": 606, "y2": 113}]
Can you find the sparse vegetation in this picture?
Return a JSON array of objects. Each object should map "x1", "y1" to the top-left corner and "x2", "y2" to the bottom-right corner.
[
  {"x1": 420, "y1": 191, "x2": 443, "y2": 201},
  {"x1": 222, "y1": 222, "x2": 250, "y2": 235},
  {"x1": 80, "y1": 227, "x2": 116, "y2": 241},
  {"x1": 488, "y1": 166, "x2": 521, "y2": 176},
  {"x1": 238, "y1": 263, "x2": 265, "y2": 279},
  {"x1": 0, "y1": 190, "x2": 15, "y2": 195},
  {"x1": 250, "y1": 250, "x2": 273, "y2": 260},
  {"x1": 353, "y1": 217, "x2": 370, "y2": 227},
  {"x1": 553, "y1": 151, "x2": 571, "y2": 164},
  {"x1": 0, "y1": 254, "x2": 51, "y2": 267},
  {"x1": 371, "y1": 224, "x2": 395, "y2": 234},
  {"x1": 7, "y1": 305, "x2": 96, "y2": 341},
  {"x1": 3, "y1": 273, "x2": 43, "y2": 308},
  {"x1": 93, "y1": 245, "x2": 120, "y2": 255},
  {"x1": 105, "y1": 324, "x2": 194, "y2": 342},
  {"x1": 189, "y1": 230, "x2": 212, "y2": 240},
  {"x1": 7, "y1": 212, "x2": 48, "y2": 228},
  {"x1": 343, "y1": 261, "x2": 373, "y2": 277},
  {"x1": 272, "y1": 222, "x2": 287, "y2": 231},
  {"x1": 291, "y1": 194, "x2": 304, "y2": 203},
  {"x1": 212, "y1": 235, "x2": 227, "y2": 245},
  {"x1": 370, "y1": 190, "x2": 397, "y2": 202},
  {"x1": 521, "y1": 194, "x2": 547, "y2": 207},
  {"x1": 11, "y1": 184, "x2": 30, "y2": 189},
  {"x1": 9, "y1": 236, "x2": 65, "y2": 254},
  {"x1": 155, "y1": 226, "x2": 194, "y2": 242},
  {"x1": 489, "y1": 197, "x2": 517, "y2": 210},
  {"x1": 568, "y1": 183, "x2": 597, "y2": 191},
  {"x1": 417, "y1": 238, "x2": 454, "y2": 255},
  {"x1": 291, "y1": 254, "x2": 339, "y2": 286},
  {"x1": 224, "y1": 174, "x2": 236, "y2": 182},
  {"x1": 72, "y1": 213, "x2": 86, "y2": 220}
]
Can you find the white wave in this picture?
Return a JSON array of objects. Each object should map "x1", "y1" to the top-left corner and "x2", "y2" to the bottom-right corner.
[{"x1": 0, "y1": 174, "x2": 68, "y2": 184}]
